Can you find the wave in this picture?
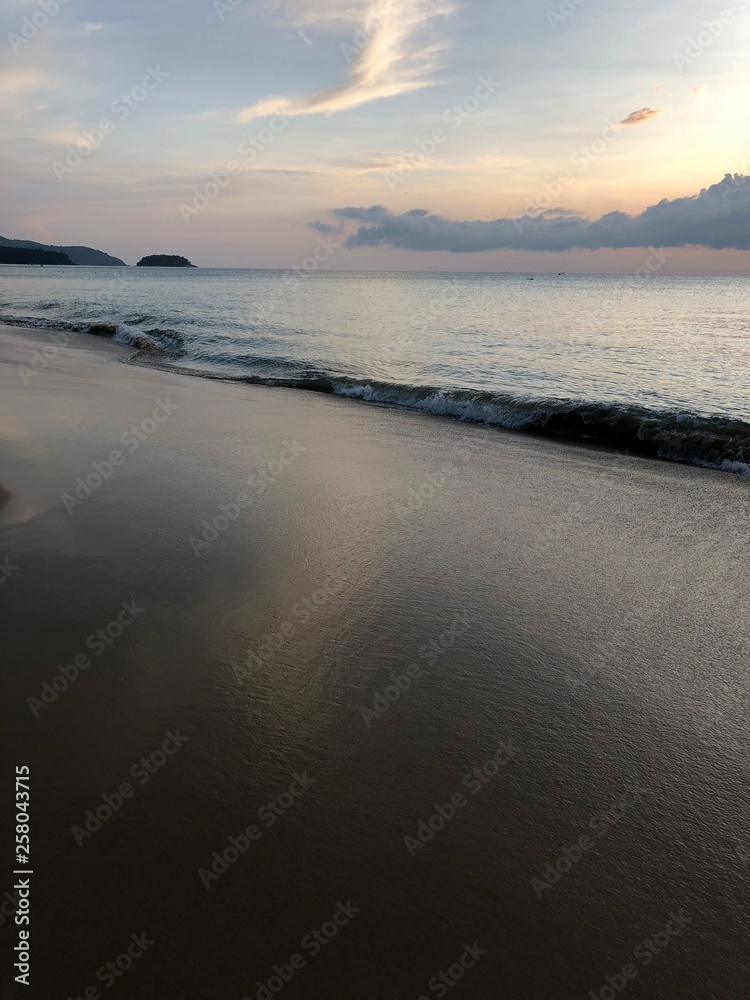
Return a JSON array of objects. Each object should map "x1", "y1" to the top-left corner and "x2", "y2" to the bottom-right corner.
[
  {"x1": 0, "y1": 313, "x2": 184, "y2": 353},
  {"x1": 227, "y1": 374, "x2": 750, "y2": 474},
  {"x1": 3, "y1": 311, "x2": 749, "y2": 475}
]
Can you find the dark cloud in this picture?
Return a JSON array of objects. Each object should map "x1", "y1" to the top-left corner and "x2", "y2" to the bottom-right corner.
[
  {"x1": 306, "y1": 220, "x2": 341, "y2": 234},
  {"x1": 535, "y1": 207, "x2": 585, "y2": 219},
  {"x1": 334, "y1": 205, "x2": 391, "y2": 223},
  {"x1": 619, "y1": 107, "x2": 663, "y2": 125},
  {"x1": 324, "y1": 176, "x2": 750, "y2": 253}
]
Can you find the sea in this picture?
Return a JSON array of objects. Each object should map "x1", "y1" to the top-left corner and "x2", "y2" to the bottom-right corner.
[{"x1": 2, "y1": 265, "x2": 749, "y2": 473}]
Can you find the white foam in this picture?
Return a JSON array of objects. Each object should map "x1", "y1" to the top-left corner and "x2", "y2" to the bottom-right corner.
[
  {"x1": 719, "y1": 460, "x2": 750, "y2": 477},
  {"x1": 112, "y1": 323, "x2": 154, "y2": 347}
]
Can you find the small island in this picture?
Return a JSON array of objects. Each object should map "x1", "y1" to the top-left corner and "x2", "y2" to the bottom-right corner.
[
  {"x1": 0, "y1": 247, "x2": 75, "y2": 266},
  {"x1": 136, "y1": 255, "x2": 196, "y2": 268}
]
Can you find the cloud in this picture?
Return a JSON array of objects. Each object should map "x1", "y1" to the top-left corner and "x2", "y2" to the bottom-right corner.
[
  {"x1": 0, "y1": 68, "x2": 51, "y2": 118},
  {"x1": 347, "y1": 151, "x2": 528, "y2": 176},
  {"x1": 307, "y1": 220, "x2": 343, "y2": 233},
  {"x1": 323, "y1": 176, "x2": 750, "y2": 252},
  {"x1": 239, "y1": 0, "x2": 453, "y2": 122},
  {"x1": 619, "y1": 107, "x2": 663, "y2": 126},
  {"x1": 533, "y1": 207, "x2": 585, "y2": 219},
  {"x1": 39, "y1": 127, "x2": 91, "y2": 145},
  {"x1": 690, "y1": 84, "x2": 707, "y2": 97}
]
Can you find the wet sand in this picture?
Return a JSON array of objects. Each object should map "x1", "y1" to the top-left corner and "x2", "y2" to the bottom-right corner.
[{"x1": 1, "y1": 323, "x2": 749, "y2": 999}]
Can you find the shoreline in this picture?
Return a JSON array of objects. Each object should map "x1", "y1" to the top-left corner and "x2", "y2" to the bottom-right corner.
[{"x1": 3, "y1": 319, "x2": 749, "y2": 478}]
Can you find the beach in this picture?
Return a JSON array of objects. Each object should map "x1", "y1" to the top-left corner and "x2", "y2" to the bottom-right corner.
[{"x1": 2, "y1": 322, "x2": 749, "y2": 999}]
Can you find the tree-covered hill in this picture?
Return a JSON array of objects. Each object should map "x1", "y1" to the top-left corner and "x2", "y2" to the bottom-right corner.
[
  {"x1": 0, "y1": 235, "x2": 124, "y2": 266},
  {"x1": 0, "y1": 247, "x2": 75, "y2": 265},
  {"x1": 136, "y1": 255, "x2": 196, "y2": 267}
]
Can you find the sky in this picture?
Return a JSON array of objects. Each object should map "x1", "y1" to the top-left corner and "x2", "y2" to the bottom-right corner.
[{"x1": 1, "y1": 0, "x2": 749, "y2": 272}]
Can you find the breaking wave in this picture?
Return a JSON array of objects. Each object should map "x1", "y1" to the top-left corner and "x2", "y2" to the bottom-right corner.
[
  {"x1": 3, "y1": 311, "x2": 749, "y2": 475},
  {"x1": 227, "y1": 374, "x2": 750, "y2": 474},
  {"x1": 0, "y1": 313, "x2": 185, "y2": 353}
]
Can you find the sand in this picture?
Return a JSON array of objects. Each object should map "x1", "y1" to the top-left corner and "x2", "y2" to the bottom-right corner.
[{"x1": 1, "y1": 323, "x2": 749, "y2": 999}]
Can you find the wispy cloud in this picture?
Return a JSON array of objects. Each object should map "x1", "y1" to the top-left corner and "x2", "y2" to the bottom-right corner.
[
  {"x1": 324, "y1": 175, "x2": 750, "y2": 252},
  {"x1": 375, "y1": 151, "x2": 528, "y2": 174},
  {"x1": 239, "y1": 0, "x2": 454, "y2": 122},
  {"x1": 619, "y1": 107, "x2": 663, "y2": 126},
  {"x1": 0, "y1": 69, "x2": 51, "y2": 119}
]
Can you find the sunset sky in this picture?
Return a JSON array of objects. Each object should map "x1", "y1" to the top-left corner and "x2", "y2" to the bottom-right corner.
[{"x1": 1, "y1": 0, "x2": 749, "y2": 271}]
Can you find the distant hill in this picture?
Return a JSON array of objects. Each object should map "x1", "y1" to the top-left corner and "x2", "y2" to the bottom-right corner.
[
  {"x1": 0, "y1": 235, "x2": 126, "y2": 267},
  {"x1": 0, "y1": 247, "x2": 74, "y2": 266},
  {"x1": 137, "y1": 255, "x2": 196, "y2": 268}
]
